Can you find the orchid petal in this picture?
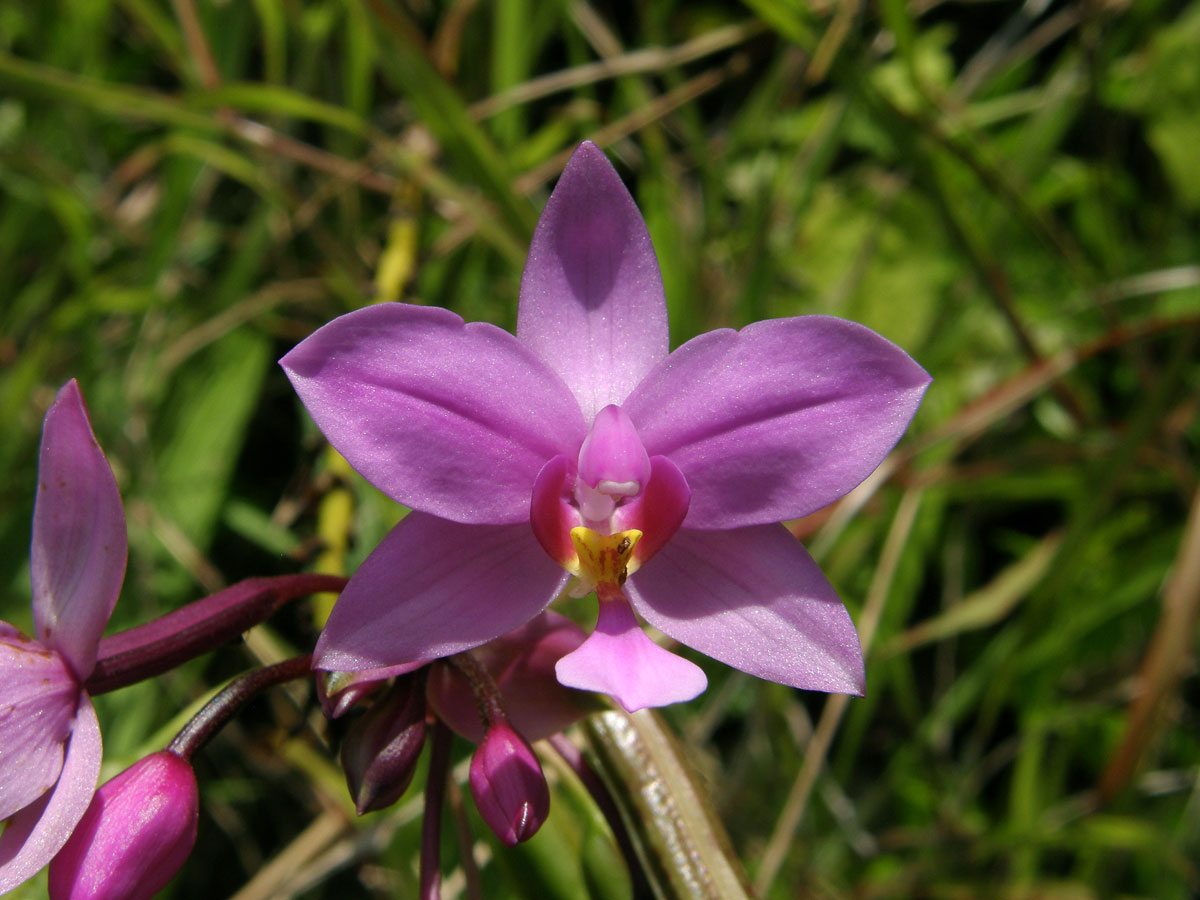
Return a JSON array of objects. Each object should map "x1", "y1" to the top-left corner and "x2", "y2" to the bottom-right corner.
[
  {"x1": 282, "y1": 303, "x2": 587, "y2": 525},
  {"x1": 625, "y1": 525, "x2": 865, "y2": 695},
  {"x1": 529, "y1": 455, "x2": 581, "y2": 570},
  {"x1": 624, "y1": 316, "x2": 931, "y2": 528},
  {"x1": 555, "y1": 593, "x2": 707, "y2": 711},
  {"x1": 0, "y1": 694, "x2": 101, "y2": 893},
  {"x1": 315, "y1": 512, "x2": 571, "y2": 672},
  {"x1": 612, "y1": 455, "x2": 691, "y2": 570},
  {"x1": 31, "y1": 380, "x2": 127, "y2": 678},
  {"x1": 516, "y1": 142, "x2": 668, "y2": 421},
  {"x1": 0, "y1": 626, "x2": 78, "y2": 822}
]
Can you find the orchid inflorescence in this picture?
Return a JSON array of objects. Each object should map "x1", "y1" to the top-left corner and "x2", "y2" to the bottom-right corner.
[{"x1": 1, "y1": 142, "x2": 927, "y2": 899}]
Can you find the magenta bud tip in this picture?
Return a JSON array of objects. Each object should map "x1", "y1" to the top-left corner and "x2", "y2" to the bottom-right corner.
[
  {"x1": 48, "y1": 751, "x2": 198, "y2": 900},
  {"x1": 468, "y1": 719, "x2": 550, "y2": 846}
]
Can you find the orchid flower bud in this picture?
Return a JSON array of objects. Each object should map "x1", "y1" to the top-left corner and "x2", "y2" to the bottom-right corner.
[
  {"x1": 341, "y1": 673, "x2": 428, "y2": 815},
  {"x1": 468, "y1": 719, "x2": 550, "y2": 846},
  {"x1": 48, "y1": 750, "x2": 198, "y2": 900}
]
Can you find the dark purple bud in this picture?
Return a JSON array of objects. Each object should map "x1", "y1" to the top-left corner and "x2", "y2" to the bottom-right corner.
[
  {"x1": 469, "y1": 719, "x2": 550, "y2": 846},
  {"x1": 341, "y1": 673, "x2": 427, "y2": 815},
  {"x1": 48, "y1": 750, "x2": 198, "y2": 900}
]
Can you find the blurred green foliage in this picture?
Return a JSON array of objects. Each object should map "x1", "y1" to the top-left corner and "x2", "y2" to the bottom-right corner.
[{"x1": 2, "y1": 0, "x2": 1198, "y2": 898}]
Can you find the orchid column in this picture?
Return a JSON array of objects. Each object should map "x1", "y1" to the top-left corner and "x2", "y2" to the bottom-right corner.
[{"x1": 284, "y1": 141, "x2": 931, "y2": 712}]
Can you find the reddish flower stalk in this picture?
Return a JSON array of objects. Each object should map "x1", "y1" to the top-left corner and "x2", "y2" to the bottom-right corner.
[
  {"x1": 86, "y1": 574, "x2": 347, "y2": 696},
  {"x1": 420, "y1": 721, "x2": 453, "y2": 900},
  {"x1": 167, "y1": 654, "x2": 314, "y2": 761}
]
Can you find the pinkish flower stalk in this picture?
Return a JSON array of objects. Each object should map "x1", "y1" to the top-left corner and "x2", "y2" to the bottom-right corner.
[
  {"x1": 47, "y1": 751, "x2": 199, "y2": 900},
  {"x1": 468, "y1": 718, "x2": 550, "y2": 847},
  {"x1": 285, "y1": 141, "x2": 931, "y2": 712},
  {"x1": 0, "y1": 381, "x2": 123, "y2": 892}
]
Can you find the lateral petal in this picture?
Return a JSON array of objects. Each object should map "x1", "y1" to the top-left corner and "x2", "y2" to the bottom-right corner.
[
  {"x1": 31, "y1": 380, "x2": 127, "y2": 679},
  {"x1": 624, "y1": 316, "x2": 931, "y2": 528},
  {"x1": 282, "y1": 303, "x2": 587, "y2": 525},
  {"x1": 516, "y1": 142, "x2": 669, "y2": 422},
  {"x1": 315, "y1": 513, "x2": 571, "y2": 671},
  {"x1": 0, "y1": 625, "x2": 78, "y2": 822},
  {"x1": 625, "y1": 525, "x2": 865, "y2": 695},
  {"x1": 0, "y1": 694, "x2": 102, "y2": 894}
]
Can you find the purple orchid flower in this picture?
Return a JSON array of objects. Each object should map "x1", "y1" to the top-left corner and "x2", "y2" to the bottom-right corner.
[
  {"x1": 1, "y1": 381, "x2": 126, "y2": 891},
  {"x1": 283, "y1": 141, "x2": 931, "y2": 712}
]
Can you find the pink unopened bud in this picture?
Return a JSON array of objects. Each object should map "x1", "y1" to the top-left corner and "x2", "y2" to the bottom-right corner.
[
  {"x1": 468, "y1": 719, "x2": 550, "y2": 846},
  {"x1": 48, "y1": 750, "x2": 198, "y2": 900},
  {"x1": 341, "y1": 674, "x2": 428, "y2": 815}
]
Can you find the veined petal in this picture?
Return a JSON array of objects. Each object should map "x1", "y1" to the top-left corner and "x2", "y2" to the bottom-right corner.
[
  {"x1": 315, "y1": 513, "x2": 571, "y2": 671},
  {"x1": 0, "y1": 694, "x2": 101, "y2": 894},
  {"x1": 625, "y1": 525, "x2": 865, "y2": 695},
  {"x1": 555, "y1": 592, "x2": 707, "y2": 712},
  {"x1": 282, "y1": 303, "x2": 587, "y2": 525},
  {"x1": 31, "y1": 380, "x2": 127, "y2": 679},
  {"x1": 0, "y1": 626, "x2": 78, "y2": 822},
  {"x1": 516, "y1": 142, "x2": 668, "y2": 422},
  {"x1": 624, "y1": 316, "x2": 931, "y2": 528}
]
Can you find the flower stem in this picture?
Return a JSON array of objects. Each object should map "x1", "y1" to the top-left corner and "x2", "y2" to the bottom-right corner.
[
  {"x1": 86, "y1": 574, "x2": 347, "y2": 695},
  {"x1": 447, "y1": 651, "x2": 507, "y2": 726},
  {"x1": 168, "y1": 654, "x2": 314, "y2": 761},
  {"x1": 420, "y1": 720, "x2": 453, "y2": 900}
]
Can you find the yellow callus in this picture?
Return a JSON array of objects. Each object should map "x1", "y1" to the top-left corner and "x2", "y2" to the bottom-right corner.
[{"x1": 565, "y1": 527, "x2": 642, "y2": 598}]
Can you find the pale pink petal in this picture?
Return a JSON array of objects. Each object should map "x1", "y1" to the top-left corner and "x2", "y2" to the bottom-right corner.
[
  {"x1": 31, "y1": 380, "x2": 127, "y2": 679},
  {"x1": 315, "y1": 513, "x2": 571, "y2": 671},
  {"x1": 282, "y1": 303, "x2": 587, "y2": 525},
  {"x1": 555, "y1": 594, "x2": 707, "y2": 712},
  {"x1": 516, "y1": 142, "x2": 669, "y2": 422},
  {"x1": 624, "y1": 316, "x2": 931, "y2": 528},
  {"x1": 428, "y1": 612, "x2": 593, "y2": 743},
  {"x1": 0, "y1": 627, "x2": 78, "y2": 822},
  {"x1": 625, "y1": 525, "x2": 865, "y2": 695},
  {"x1": 0, "y1": 695, "x2": 102, "y2": 893}
]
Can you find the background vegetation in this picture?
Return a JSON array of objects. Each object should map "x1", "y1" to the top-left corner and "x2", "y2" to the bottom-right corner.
[{"x1": 2, "y1": 0, "x2": 1198, "y2": 897}]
